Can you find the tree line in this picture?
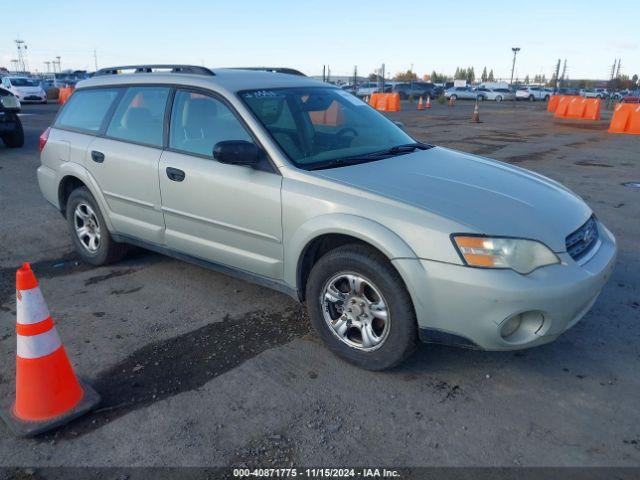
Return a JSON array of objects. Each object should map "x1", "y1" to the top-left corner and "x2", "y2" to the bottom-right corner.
[{"x1": 369, "y1": 67, "x2": 638, "y2": 88}]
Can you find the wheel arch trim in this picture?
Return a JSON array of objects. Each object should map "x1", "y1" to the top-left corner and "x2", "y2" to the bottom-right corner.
[
  {"x1": 56, "y1": 162, "x2": 116, "y2": 232},
  {"x1": 285, "y1": 213, "x2": 418, "y2": 294}
]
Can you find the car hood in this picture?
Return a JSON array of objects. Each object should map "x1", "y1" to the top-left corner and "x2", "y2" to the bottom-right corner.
[
  {"x1": 14, "y1": 86, "x2": 43, "y2": 94},
  {"x1": 314, "y1": 147, "x2": 591, "y2": 252}
]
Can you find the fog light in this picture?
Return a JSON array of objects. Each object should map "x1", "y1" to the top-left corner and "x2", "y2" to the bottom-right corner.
[
  {"x1": 501, "y1": 314, "x2": 522, "y2": 338},
  {"x1": 500, "y1": 311, "x2": 546, "y2": 342}
]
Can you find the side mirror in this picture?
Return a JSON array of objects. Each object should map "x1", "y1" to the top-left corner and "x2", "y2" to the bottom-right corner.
[
  {"x1": 393, "y1": 120, "x2": 406, "y2": 131},
  {"x1": 213, "y1": 140, "x2": 262, "y2": 166}
]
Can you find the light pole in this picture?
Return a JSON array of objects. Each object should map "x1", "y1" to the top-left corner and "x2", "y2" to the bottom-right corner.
[{"x1": 510, "y1": 47, "x2": 520, "y2": 87}]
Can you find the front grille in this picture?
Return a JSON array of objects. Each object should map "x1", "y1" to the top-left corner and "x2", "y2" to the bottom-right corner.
[
  {"x1": 566, "y1": 216, "x2": 599, "y2": 261},
  {"x1": 24, "y1": 96, "x2": 41, "y2": 101}
]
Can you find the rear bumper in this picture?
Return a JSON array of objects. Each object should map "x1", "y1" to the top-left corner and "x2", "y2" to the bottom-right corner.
[
  {"x1": 37, "y1": 165, "x2": 60, "y2": 210},
  {"x1": 393, "y1": 222, "x2": 617, "y2": 351}
]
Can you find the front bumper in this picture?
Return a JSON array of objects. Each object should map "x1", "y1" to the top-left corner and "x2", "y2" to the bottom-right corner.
[
  {"x1": 393, "y1": 222, "x2": 617, "y2": 351},
  {"x1": 15, "y1": 90, "x2": 46, "y2": 102},
  {"x1": 19, "y1": 95, "x2": 46, "y2": 102}
]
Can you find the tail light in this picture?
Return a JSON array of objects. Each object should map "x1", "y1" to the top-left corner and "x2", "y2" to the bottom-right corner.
[{"x1": 39, "y1": 127, "x2": 51, "y2": 153}]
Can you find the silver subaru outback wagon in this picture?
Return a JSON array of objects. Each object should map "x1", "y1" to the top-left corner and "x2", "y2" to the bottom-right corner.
[{"x1": 37, "y1": 65, "x2": 617, "y2": 370}]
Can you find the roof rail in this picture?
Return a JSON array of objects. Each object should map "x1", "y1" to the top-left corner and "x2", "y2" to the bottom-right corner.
[
  {"x1": 94, "y1": 65, "x2": 215, "y2": 76},
  {"x1": 228, "y1": 67, "x2": 306, "y2": 77}
]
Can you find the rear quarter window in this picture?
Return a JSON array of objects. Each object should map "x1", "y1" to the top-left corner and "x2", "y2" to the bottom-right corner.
[{"x1": 55, "y1": 89, "x2": 120, "y2": 132}]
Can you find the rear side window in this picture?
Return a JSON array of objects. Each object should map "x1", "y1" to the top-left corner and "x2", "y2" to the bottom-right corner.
[
  {"x1": 106, "y1": 87, "x2": 170, "y2": 147},
  {"x1": 55, "y1": 89, "x2": 119, "y2": 132},
  {"x1": 169, "y1": 90, "x2": 252, "y2": 157}
]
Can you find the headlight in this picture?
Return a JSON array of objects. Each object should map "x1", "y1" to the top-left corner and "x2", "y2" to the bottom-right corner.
[{"x1": 452, "y1": 235, "x2": 559, "y2": 274}]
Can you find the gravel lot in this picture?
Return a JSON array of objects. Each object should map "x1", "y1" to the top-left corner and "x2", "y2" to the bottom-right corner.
[{"x1": 0, "y1": 99, "x2": 638, "y2": 469}]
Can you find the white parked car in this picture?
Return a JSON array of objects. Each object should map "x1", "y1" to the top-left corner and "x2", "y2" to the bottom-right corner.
[
  {"x1": 356, "y1": 82, "x2": 390, "y2": 98},
  {"x1": 580, "y1": 88, "x2": 608, "y2": 99},
  {"x1": 0, "y1": 77, "x2": 47, "y2": 103},
  {"x1": 444, "y1": 86, "x2": 479, "y2": 100},
  {"x1": 516, "y1": 86, "x2": 552, "y2": 101}
]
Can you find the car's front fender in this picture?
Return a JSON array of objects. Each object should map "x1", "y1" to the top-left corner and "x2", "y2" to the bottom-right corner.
[{"x1": 284, "y1": 213, "x2": 418, "y2": 290}]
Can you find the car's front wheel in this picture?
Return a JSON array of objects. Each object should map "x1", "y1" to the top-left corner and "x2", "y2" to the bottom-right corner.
[
  {"x1": 450, "y1": 94, "x2": 457, "y2": 101},
  {"x1": 66, "y1": 187, "x2": 127, "y2": 266},
  {"x1": 529, "y1": 95, "x2": 535, "y2": 102},
  {"x1": 495, "y1": 95, "x2": 503, "y2": 102},
  {"x1": 306, "y1": 244, "x2": 417, "y2": 370}
]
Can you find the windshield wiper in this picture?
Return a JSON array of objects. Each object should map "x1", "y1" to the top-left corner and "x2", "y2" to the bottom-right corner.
[
  {"x1": 307, "y1": 142, "x2": 433, "y2": 171},
  {"x1": 344, "y1": 142, "x2": 433, "y2": 161},
  {"x1": 388, "y1": 142, "x2": 433, "y2": 153}
]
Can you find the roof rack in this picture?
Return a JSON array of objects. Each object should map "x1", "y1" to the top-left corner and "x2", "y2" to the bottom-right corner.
[
  {"x1": 229, "y1": 67, "x2": 306, "y2": 77},
  {"x1": 94, "y1": 65, "x2": 215, "y2": 76}
]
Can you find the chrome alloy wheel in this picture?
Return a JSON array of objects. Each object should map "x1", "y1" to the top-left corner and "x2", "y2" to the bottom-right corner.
[
  {"x1": 320, "y1": 272, "x2": 391, "y2": 351},
  {"x1": 74, "y1": 203, "x2": 101, "y2": 253}
]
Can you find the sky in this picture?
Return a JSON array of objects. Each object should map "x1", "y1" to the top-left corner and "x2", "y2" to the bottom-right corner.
[{"x1": 2, "y1": 0, "x2": 638, "y2": 81}]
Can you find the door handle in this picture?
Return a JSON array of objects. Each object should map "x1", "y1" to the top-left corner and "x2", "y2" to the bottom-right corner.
[
  {"x1": 166, "y1": 167, "x2": 185, "y2": 182},
  {"x1": 91, "y1": 150, "x2": 105, "y2": 163}
]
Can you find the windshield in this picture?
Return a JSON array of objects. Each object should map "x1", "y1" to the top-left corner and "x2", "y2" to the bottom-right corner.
[
  {"x1": 240, "y1": 87, "x2": 415, "y2": 169},
  {"x1": 10, "y1": 78, "x2": 39, "y2": 87}
]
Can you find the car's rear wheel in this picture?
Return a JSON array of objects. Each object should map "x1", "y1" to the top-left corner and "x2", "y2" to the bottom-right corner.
[
  {"x1": 544, "y1": 95, "x2": 550, "y2": 101},
  {"x1": 66, "y1": 187, "x2": 127, "y2": 266},
  {"x1": 306, "y1": 244, "x2": 417, "y2": 370},
  {"x1": 529, "y1": 95, "x2": 535, "y2": 102},
  {"x1": 450, "y1": 94, "x2": 457, "y2": 101},
  {"x1": 1, "y1": 114, "x2": 24, "y2": 148}
]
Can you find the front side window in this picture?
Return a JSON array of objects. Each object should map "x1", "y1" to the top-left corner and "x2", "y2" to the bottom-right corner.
[
  {"x1": 240, "y1": 87, "x2": 415, "y2": 169},
  {"x1": 106, "y1": 87, "x2": 170, "y2": 147},
  {"x1": 55, "y1": 88, "x2": 120, "y2": 132},
  {"x1": 169, "y1": 90, "x2": 252, "y2": 157}
]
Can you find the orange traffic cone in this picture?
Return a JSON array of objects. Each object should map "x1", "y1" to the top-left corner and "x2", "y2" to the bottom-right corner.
[
  {"x1": 472, "y1": 101, "x2": 480, "y2": 123},
  {"x1": 425, "y1": 96, "x2": 431, "y2": 109},
  {"x1": 417, "y1": 97, "x2": 424, "y2": 110},
  {"x1": 0, "y1": 263, "x2": 100, "y2": 437}
]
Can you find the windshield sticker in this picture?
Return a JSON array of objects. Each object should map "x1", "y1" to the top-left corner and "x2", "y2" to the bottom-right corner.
[{"x1": 243, "y1": 90, "x2": 282, "y2": 99}]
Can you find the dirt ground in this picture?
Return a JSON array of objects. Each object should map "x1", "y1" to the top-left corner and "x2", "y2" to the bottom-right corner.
[{"x1": 0, "y1": 99, "x2": 638, "y2": 469}]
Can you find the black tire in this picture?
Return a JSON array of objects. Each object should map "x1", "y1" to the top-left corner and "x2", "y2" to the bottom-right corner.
[
  {"x1": 305, "y1": 244, "x2": 417, "y2": 370},
  {"x1": 544, "y1": 95, "x2": 550, "y2": 101},
  {"x1": 1, "y1": 114, "x2": 24, "y2": 148},
  {"x1": 66, "y1": 187, "x2": 127, "y2": 266},
  {"x1": 450, "y1": 94, "x2": 457, "y2": 101},
  {"x1": 529, "y1": 95, "x2": 535, "y2": 102},
  {"x1": 495, "y1": 95, "x2": 503, "y2": 102}
]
